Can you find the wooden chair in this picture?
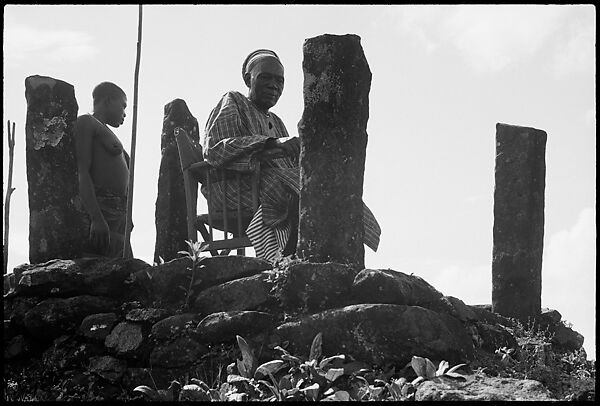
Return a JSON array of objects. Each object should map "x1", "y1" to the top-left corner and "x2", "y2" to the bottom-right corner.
[{"x1": 175, "y1": 127, "x2": 284, "y2": 256}]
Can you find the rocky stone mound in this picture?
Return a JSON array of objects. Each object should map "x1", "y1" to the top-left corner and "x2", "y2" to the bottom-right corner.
[{"x1": 3, "y1": 256, "x2": 589, "y2": 401}]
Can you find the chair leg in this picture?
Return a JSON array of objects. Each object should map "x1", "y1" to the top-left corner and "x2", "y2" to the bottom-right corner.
[{"x1": 198, "y1": 224, "x2": 219, "y2": 256}]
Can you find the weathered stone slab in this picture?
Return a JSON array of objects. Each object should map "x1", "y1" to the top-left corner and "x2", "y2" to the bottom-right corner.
[
  {"x1": 492, "y1": 123, "x2": 546, "y2": 321},
  {"x1": 23, "y1": 295, "x2": 118, "y2": 340},
  {"x1": 275, "y1": 303, "x2": 474, "y2": 366},
  {"x1": 195, "y1": 311, "x2": 276, "y2": 344},
  {"x1": 88, "y1": 355, "x2": 128, "y2": 384},
  {"x1": 154, "y1": 99, "x2": 200, "y2": 263},
  {"x1": 14, "y1": 258, "x2": 103, "y2": 296},
  {"x1": 79, "y1": 313, "x2": 119, "y2": 342},
  {"x1": 25, "y1": 75, "x2": 87, "y2": 264},
  {"x1": 104, "y1": 321, "x2": 147, "y2": 358},
  {"x1": 197, "y1": 256, "x2": 273, "y2": 288},
  {"x1": 297, "y1": 34, "x2": 372, "y2": 267},
  {"x1": 435, "y1": 296, "x2": 479, "y2": 322},
  {"x1": 277, "y1": 262, "x2": 359, "y2": 312},
  {"x1": 193, "y1": 272, "x2": 273, "y2": 316},
  {"x1": 148, "y1": 256, "x2": 273, "y2": 303},
  {"x1": 149, "y1": 336, "x2": 208, "y2": 368},
  {"x1": 351, "y1": 269, "x2": 444, "y2": 307},
  {"x1": 13, "y1": 257, "x2": 151, "y2": 299},
  {"x1": 150, "y1": 313, "x2": 201, "y2": 341},
  {"x1": 416, "y1": 375, "x2": 555, "y2": 401}
]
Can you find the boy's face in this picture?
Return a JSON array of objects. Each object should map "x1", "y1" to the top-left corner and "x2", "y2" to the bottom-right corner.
[
  {"x1": 105, "y1": 94, "x2": 127, "y2": 128},
  {"x1": 247, "y1": 58, "x2": 284, "y2": 112}
]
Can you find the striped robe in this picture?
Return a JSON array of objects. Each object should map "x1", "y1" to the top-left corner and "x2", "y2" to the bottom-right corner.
[{"x1": 202, "y1": 91, "x2": 380, "y2": 262}]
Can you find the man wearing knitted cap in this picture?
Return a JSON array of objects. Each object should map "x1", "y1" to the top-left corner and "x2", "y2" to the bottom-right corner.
[{"x1": 198, "y1": 49, "x2": 380, "y2": 263}]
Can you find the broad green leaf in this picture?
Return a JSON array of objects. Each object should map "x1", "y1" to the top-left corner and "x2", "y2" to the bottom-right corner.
[
  {"x1": 236, "y1": 335, "x2": 257, "y2": 377},
  {"x1": 319, "y1": 354, "x2": 345, "y2": 369},
  {"x1": 273, "y1": 345, "x2": 290, "y2": 356},
  {"x1": 323, "y1": 390, "x2": 350, "y2": 401},
  {"x1": 411, "y1": 356, "x2": 428, "y2": 378},
  {"x1": 309, "y1": 332, "x2": 323, "y2": 362},
  {"x1": 444, "y1": 372, "x2": 467, "y2": 380},
  {"x1": 255, "y1": 360, "x2": 286, "y2": 378},
  {"x1": 447, "y1": 363, "x2": 467, "y2": 374},
  {"x1": 227, "y1": 373, "x2": 250, "y2": 383},
  {"x1": 411, "y1": 376, "x2": 425, "y2": 385},
  {"x1": 300, "y1": 382, "x2": 320, "y2": 401},
  {"x1": 324, "y1": 368, "x2": 344, "y2": 382},
  {"x1": 281, "y1": 354, "x2": 302, "y2": 364},
  {"x1": 133, "y1": 385, "x2": 159, "y2": 400},
  {"x1": 436, "y1": 360, "x2": 449, "y2": 376},
  {"x1": 278, "y1": 374, "x2": 293, "y2": 390},
  {"x1": 425, "y1": 358, "x2": 437, "y2": 378}
]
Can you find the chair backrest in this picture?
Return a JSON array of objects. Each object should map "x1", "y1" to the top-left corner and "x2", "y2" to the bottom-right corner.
[{"x1": 175, "y1": 127, "x2": 255, "y2": 255}]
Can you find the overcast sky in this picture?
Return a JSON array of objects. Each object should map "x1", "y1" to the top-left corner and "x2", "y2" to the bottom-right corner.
[{"x1": 3, "y1": 4, "x2": 595, "y2": 359}]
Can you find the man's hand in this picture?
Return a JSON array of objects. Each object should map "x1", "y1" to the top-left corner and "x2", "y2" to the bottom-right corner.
[
  {"x1": 269, "y1": 136, "x2": 300, "y2": 157},
  {"x1": 90, "y1": 218, "x2": 110, "y2": 254}
]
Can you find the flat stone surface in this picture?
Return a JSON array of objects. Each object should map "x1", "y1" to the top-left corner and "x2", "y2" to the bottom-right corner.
[
  {"x1": 150, "y1": 313, "x2": 201, "y2": 341},
  {"x1": 277, "y1": 262, "x2": 358, "y2": 312},
  {"x1": 193, "y1": 272, "x2": 273, "y2": 316},
  {"x1": 352, "y1": 269, "x2": 444, "y2": 307},
  {"x1": 14, "y1": 257, "x2": 151, "y2": 299},
  {"x1": 415, "y1": 375, "x2": 555, "y2": 401},
  {"x1": 276, "y1": 303, "x2": 474, "y2": 366},
  {"x1": 195, "y1": 311, "x2": 276, "y2": 344}
]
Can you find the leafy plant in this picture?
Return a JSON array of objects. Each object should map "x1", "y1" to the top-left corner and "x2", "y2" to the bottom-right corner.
[
  {"x1": 177, "y1": 240, "x2": 209, "y2": 311},
  {"x1": 410, "y1": 356, "x2": 467, "y2": 385},
  {"x1": 495, "y1": 346, "x2": 516, "y2": 365}
]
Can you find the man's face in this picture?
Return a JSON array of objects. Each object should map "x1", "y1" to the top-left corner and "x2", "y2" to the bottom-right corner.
[
  {"x1": 248, "y1": 58, "x2": 284, "y2": 112},
  {"x1": 106, "y1": 94, "x2": 127, "y2": 128}
]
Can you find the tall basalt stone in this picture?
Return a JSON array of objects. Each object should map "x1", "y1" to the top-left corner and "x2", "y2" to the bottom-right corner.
[
  {"x1": 25, "y1": 75, "x2": 86, "y2": 264},
  {"x1": 154, "y1": 99, "x2": 199, "y2": 263},
  {"x1": 297, "y1": 34, "x2": 371, "y2": 268},
  {"x1": 492, "y1": 123, "x2": 546, "y2": 321}
]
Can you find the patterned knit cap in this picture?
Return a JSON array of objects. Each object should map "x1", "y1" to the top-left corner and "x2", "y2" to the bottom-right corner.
[{"x1": 242, "y1": 49, "x2": 283, "y2": 80}]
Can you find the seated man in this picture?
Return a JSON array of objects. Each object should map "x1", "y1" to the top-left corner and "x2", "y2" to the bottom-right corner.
[
  {"x1": 74, "y1": 82, "x2": 133, "y2": 258},
  {"x1": 202, "y1": 49, "x2": 380, "y2": 262}
]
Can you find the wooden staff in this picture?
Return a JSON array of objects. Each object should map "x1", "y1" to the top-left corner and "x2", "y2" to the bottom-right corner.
[
  {"x1": 123, "y1": 4, "x2": 143, "y2": 258},
  {"x1": 4, "y1": 120, "x2": 16, "y2": 274}
]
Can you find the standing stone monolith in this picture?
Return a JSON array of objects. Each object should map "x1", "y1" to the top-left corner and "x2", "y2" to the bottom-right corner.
[
  {"x1": 297, "y1": 34, "x2": 371, "y2": 268},
  {"x1": 492, "y1": 123, "x2": 546, "y2": 321},
  {"x1": 154, "y1": 99, "x2": 200, "y2": 264},
  {"x1": 25, "y1": 75, "x2": 87, "y2": 264}
]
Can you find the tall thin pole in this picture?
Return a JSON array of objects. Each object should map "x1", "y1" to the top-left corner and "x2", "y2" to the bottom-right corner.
[
  {"x1": 3, "y1": 121, "x2": 16, "y2": 274},
  {"x1": 124, "y1": 4, "x2": 143, "y2": 258}
]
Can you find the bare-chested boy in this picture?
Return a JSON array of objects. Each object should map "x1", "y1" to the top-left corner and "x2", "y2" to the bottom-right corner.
[{"x1": 75, "y1": 82, "x2": 132, "y2": 258}]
